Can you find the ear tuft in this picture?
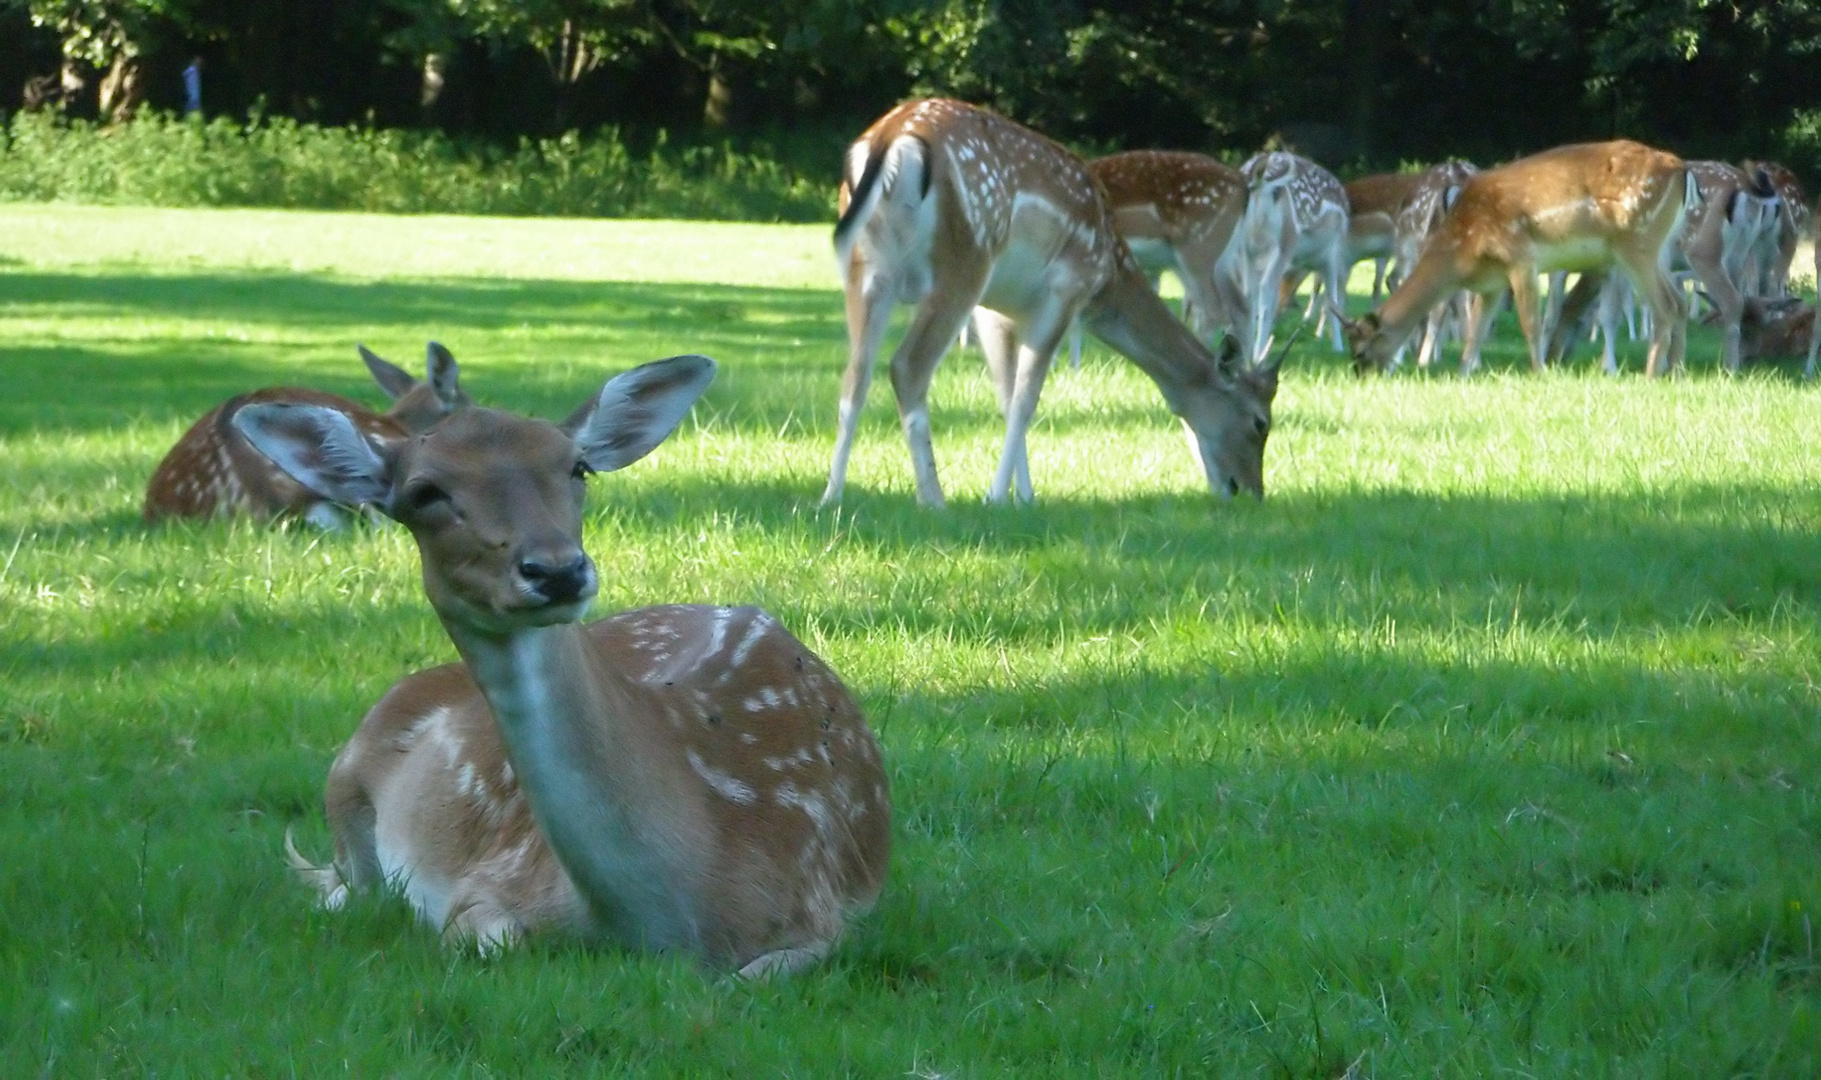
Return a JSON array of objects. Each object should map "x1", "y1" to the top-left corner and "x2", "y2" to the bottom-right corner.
[{"x1": 567, "y1": 354, "x2": 717, "y2": 473}]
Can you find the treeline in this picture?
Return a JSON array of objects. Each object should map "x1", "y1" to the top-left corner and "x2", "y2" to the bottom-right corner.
[{"x1": 4, "y1": 1, "x2": 1821, "y2": 184}]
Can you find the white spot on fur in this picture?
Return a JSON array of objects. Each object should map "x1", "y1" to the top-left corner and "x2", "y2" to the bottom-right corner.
[{"x1": 688, "y1": 748, "x2": 757, "y2": 805}]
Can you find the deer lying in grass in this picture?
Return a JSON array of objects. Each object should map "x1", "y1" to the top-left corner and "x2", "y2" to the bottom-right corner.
[
  {"x1": 144, "y1": 343, "x2": 469, "y2": 527},
  {"x1": 236, "y1": 355, "x2": 890, "y2": 977}
]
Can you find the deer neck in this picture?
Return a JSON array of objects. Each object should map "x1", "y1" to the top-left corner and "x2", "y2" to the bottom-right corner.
[
  {"x1": 442, "y1": 617, "x2": 704, "y2": 952},
  {"x1": 1082, "y1": 262, "x2": 1212, "y2": 396},
  {"x1": 1374, "y1": 244, "x2": 1467, "y2": 349}
]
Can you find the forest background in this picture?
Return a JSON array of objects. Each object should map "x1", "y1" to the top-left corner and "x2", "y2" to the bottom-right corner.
[{"x1": 3, "y1": 0, "x2": 1821, "y2": 221}]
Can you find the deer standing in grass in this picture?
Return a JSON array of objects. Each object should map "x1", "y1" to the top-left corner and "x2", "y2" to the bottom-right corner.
[
  {"x1": 1087, "y1": 149, "x2": 1249, "y2": 342},
  {"x1": 1345, "y1": 140, "x2": 1694, "y2": 377},
  {"x1": 1671, "y1": 161, "x2": 1782, "y2": 373},
  {"x1": 1386, "y1": 160, "x2": 1483, "y2": 372},
  {"x1": 236, "y1": 355, "x2": 890, "y2": 977},
  {"x1": 1217, "y1": 151, "x2": 1350, "y2": 365},
  {"x1": 144, "y1": 343, "x2": 469, "y2": 526},
  {"x1": 825, "y1": 99, "x2": 1279, "y2": 507}
]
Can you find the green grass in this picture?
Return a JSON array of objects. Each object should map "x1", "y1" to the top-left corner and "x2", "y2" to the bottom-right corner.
[{"x1": 2, "y1": 202, "x2": 1819, "y2": 1076}]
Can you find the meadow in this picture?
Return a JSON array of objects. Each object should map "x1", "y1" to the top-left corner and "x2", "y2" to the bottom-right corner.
[{"x1": 1, "y1": 203, "x2": 1818, "y2": 1077}]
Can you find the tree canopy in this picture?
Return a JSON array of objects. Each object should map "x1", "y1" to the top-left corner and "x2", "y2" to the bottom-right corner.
[{"x1": 4, "y1": 0, "x2": 1820, "y2": 178}]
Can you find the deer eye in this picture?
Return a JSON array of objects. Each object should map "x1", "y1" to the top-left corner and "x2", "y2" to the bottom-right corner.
[
  {"x1": 1253, "y1": 417, "x2": 1269, "y2": 437},
  {"x1": 404, "y1": 481, "x2": 451, "y2": 513}
]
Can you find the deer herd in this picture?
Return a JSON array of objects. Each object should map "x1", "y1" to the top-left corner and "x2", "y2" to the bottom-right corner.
[{"x1": 132, "y1": 97, "x2": 1814, "y2": 976}]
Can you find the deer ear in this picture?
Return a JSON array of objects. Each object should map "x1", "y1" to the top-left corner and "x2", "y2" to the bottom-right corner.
[
  {"x1": 232, "y1": 403, "x2": 394, "y2": 507},
  {"x1": 360, "y1": 344, "x2": 418, "y2": 402},
  {"x1": 425, "y1": 341, "x2": 469, "y2": 408},
  {"x1": 565, "y1": 354, "x2": 717, "y2": 473}
]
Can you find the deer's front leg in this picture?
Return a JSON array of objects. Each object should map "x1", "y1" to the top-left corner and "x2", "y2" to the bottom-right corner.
[
  {"x1": 1508, "y1": 268, "x2": 1546, "y2": 372},
  {"x1": 986, "y1": 296, "x2": 1073, "y2": 505}
]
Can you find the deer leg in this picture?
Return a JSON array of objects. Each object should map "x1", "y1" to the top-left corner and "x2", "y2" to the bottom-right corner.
[
  {"x1": 1456, "y1": 292, "x2": 1497, "y2": 376},
  {"x1": 973, "y1": 308, "x2": 1031, "y2": 499},
  {"x1": 1323, "y1": 242, "x2": 1349, "y2": 351},
  {"x1": 1686, "y1": 246, "x2": 1743, "y2": 373},
  {"x1": 1617, "y1": 244, "x2": 1687, "y2": 377},
  {"x1": 987, "y1": 297, "x2": 1073, "y2": 505},
  {"x1": 822, "y1": 271, "x2": 897, "y2": 506},
  {"x1": 889, "y1": 277, "x2": 987, "y2": 508},
  {"x1": 1509, "y1": 269, "x2": 1546, "y2": 372}
]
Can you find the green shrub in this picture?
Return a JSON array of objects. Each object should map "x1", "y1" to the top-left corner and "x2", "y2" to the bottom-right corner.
[{"x1": 0, "y1": 110, "x2": 832, "y2": 222}]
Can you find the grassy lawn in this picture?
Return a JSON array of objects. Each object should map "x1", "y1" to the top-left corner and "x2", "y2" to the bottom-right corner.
[{"x1": 2, "y1": 202, "x2": 1818, "y2": 1077}]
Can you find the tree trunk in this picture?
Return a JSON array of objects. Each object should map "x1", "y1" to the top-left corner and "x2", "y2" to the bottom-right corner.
[
  {"x1": 703, "y1": 56, "x2": 731, "y2": 129},
  {"x1": 98, "y1": 53, "x2": 143, "y2": 124}
]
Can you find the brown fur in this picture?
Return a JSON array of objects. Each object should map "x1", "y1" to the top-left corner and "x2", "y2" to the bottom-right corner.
[
  {"x1": 827, "y1": 99, "x2": 1277, "y2": 506},
  {"x1": 1346, "y1": 140, "x2": 1691, "y2": 376},
  {"x1": 1089, "y1": 149, "x2": 1248, "y2": 339}
]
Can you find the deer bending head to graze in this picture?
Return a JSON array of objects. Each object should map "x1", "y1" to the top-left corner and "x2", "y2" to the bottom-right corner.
[
  {"x1": 824, "y1": 98, "x2": 1280, "y2": 508},
  {"x1": 1087, "y1": 150, "x2": 1250, "y2": 342},
  {"x1": 143, "y1": 342, "x2": 470, "y2": 527},
  {"x1": 1216, "y1": 151, "x2": 1350, "y2": 366},
  {"x1": 235, "y1": 355, "x2": 890, "y2": 977},
  {"x1": 1345, "y1": 140, "x2": 1693, "y2": 377}
]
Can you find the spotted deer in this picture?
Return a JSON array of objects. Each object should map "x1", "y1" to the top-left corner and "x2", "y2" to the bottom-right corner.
[
  {"x1": 1673, "y1": 161, "x2": 1782, "y2": 373},
  {"x1": 1345, "y1": 140, "x2": 1694, "y2": 376},
  {"x1": 1216, "y1": 151, "x2": 1351, "y2": 365},
  {"x1": 1386, "y1": 160, "x2": 1484, "y2": 372},
  {"x1": 143, "y1": 342, "x2": 469, "y2": 527},
  {"x1": 235, "y1": 355, "x2": 889, "y2": 977},
  {"x1": 1740, "y1": 160, "x2": 1810, "y2": 297},
  {"x1": 826, "y1": 98, "x2": 1279, "y2": 508},
  {"x1": 1087, "y1": 149, "x2": 1249, "y2": 342},
  {"x1": 1342, "y1": 171, "x2": 1426, "y2": 303}
]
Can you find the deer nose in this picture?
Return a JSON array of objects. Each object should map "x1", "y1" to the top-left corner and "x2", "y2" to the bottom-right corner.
[{"x1": 517, "y1": 552, "x2": 594, "y2": 604}]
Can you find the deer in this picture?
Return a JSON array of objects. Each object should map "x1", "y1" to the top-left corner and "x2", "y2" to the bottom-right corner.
[
  {"x1": 233, "y1": 354, "x2": 891, "y2": 978},
  {"x1": 824, "y1": 99, "x2": 1280, "y2": 508},
  {"x1": 1740, "y1": 160, "x2": 1810, "y2": 298},
  {"x1": 1670, "y1": 161, "x2": 1782, "y2": 373},
  {"x1": 1384, "y1": 160, "x2": 1484, "y2": 372},
  {"x1": 1216, "y1": 150, "x2": 1351, "y2": 365},
  {"x1": 1087, "y1": 149, "x2": 1249, "y2": 342},
  {"x1": 143, "y1": 342, "x2": 470, "y2": 527},
  {"x1": 1344, "y1": 140, "x2": 1694, "y2": 377}
]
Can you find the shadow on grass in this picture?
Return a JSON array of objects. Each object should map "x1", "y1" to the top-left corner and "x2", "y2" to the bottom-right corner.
[{"x1": 5, "y1": 265, "x2": 1806, "y2": 444}]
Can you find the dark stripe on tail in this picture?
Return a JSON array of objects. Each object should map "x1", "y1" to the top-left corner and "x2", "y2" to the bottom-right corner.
[{"x1": 833, "y1": 143, "x2": 891, "y2": 252}]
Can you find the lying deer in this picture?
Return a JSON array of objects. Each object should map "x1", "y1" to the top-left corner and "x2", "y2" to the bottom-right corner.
[
  {"x1": 235, "y1": 355, "x2": 890, "y2": 977},
  {"x1": 143, "y1": 343, "x2": 469, "y2": 527}
]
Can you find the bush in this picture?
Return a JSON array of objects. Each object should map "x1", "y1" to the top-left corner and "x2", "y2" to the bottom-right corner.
[{"x1": 0, "y1": 110, "x2": 832, "y2": 222}]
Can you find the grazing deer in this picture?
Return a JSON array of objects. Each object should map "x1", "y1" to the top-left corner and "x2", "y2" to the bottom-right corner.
[
  {"x1": 1345, "y1": 140, "x2": 1693, "y2": 377},
  {"x1": 236, "y1": 355, "x2": 890, "y2": 977},
  {"x1": 1341, "y1": 171, "x2": 1424, "y2": 302},
  {"x1": 1722, "y1": 295, "x2": 1815, "y2": 369},
  {"x1": 1217, "y1": 151, "x2": 1350, "y2": 365},
  {"x1": 143, "y1": 343, "x2": 469, "y2": 527},
  {"x1": 826, "y1": 99, "x2": 1280, "y2": 507},
  {"x1": 1386, "y1": 160, "x2": 1484, "y2": 372},
  {"x1": 1672, "y1": 161, "x2": 1781, "y2": 373},
  {"x1": 1088, "y1": 149, "x2": 1249, "y2": 342}
]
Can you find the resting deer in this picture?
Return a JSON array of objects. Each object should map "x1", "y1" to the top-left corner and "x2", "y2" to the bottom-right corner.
[
  {"x1": 825, "y1": 99, "x2": 1279, "y2": 508},
  {"x1": 1345, "y1": 140, "x2": 1693, "y2": 377},
  {"x1": 1216, "y1": 150, "x2": 1350, "y2": 365},
  {"x1": 235, "y1": 355, "x2": 889, "y2": 977},
  {"x1": 144, "y1": 342, "x2": 469, "y2": 526}
]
